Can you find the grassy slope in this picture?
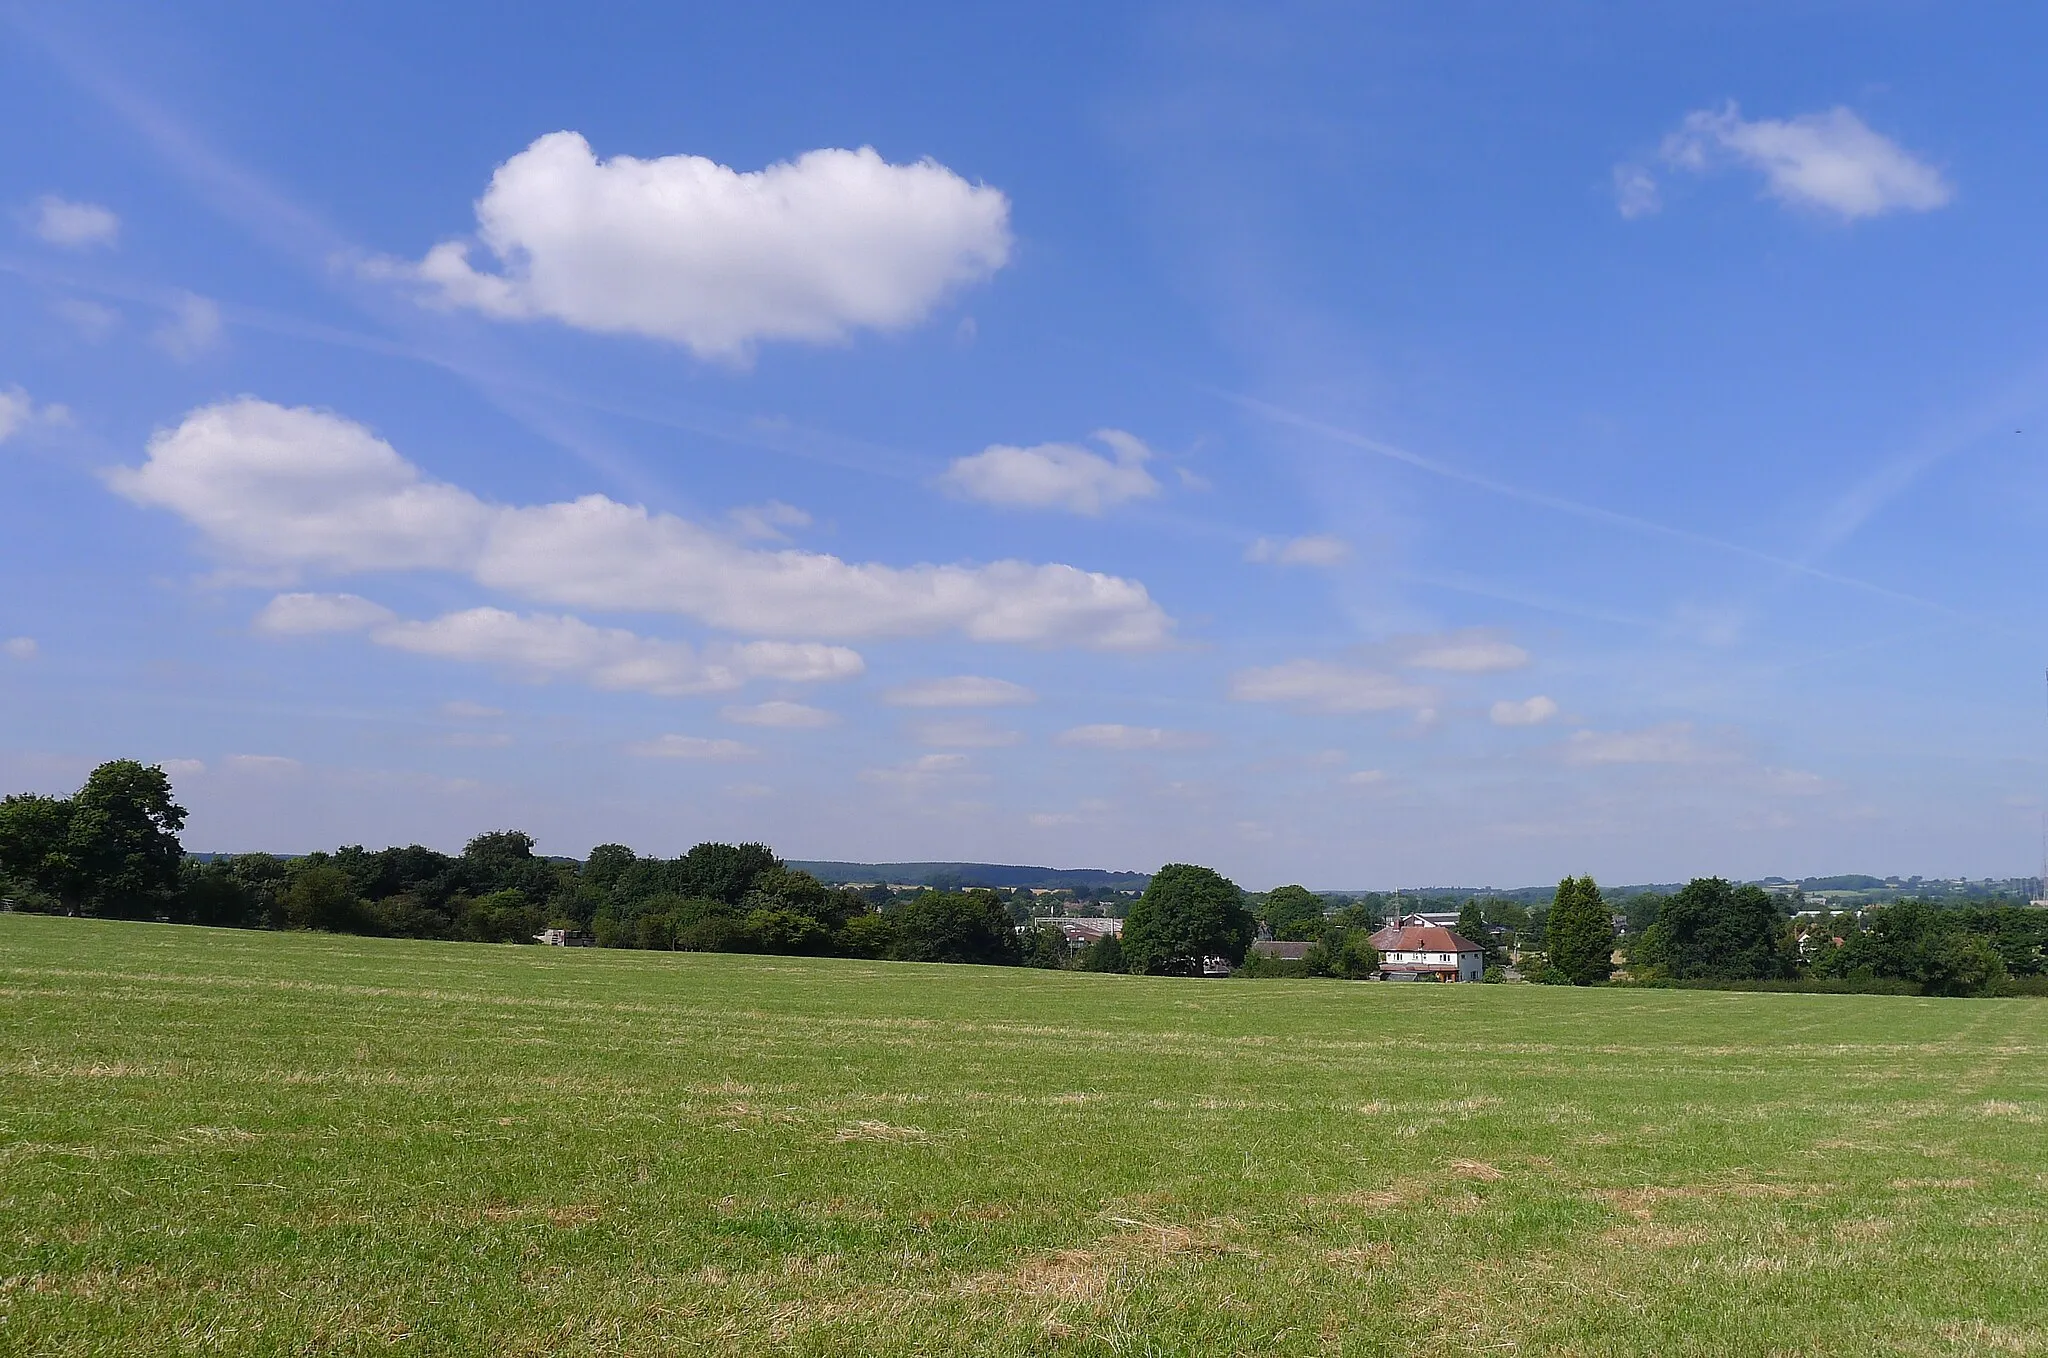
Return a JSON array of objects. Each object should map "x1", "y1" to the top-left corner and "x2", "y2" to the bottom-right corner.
[{"x1": 1, "y1": 915, "x2": 2044, "y2": 1357}]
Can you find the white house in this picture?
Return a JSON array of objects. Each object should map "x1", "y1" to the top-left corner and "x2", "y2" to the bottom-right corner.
[{"x1": 1367, "y1": 924, "x2": 1486, "y2": 982}]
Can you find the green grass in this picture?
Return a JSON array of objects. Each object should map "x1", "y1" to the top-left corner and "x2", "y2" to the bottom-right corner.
[{"x1": 2, "y1": 916, "x2": 2045, "y2": 1356}]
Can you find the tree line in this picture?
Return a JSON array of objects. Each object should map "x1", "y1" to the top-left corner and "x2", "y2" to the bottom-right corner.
[
  {"x1": 0, "y1": 762, "x2": 1273, "y2": 975},
  {"x1": 4, "y1": 762, "x2": 2043, "y2": 994}
]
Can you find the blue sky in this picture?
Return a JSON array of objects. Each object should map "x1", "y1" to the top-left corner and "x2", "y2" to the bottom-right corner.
[{"x1": 4, "y1": 1, "x2": 2047, "y2": 888}]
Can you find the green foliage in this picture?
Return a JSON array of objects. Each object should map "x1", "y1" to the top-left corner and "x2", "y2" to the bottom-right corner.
[
  {"x1": 887, "y1": 892, "x2": 1020, "y2": 965},
  {"x1": 1017, "y1": 924, "x2": 1069, "y2": 970},
  {"x1": 1075, "y1": 931, "x2": 1124, "y2": 973},
  {"x1": 1455, "y1": 900, "x2": 1502, "y2": 969},
  {"x1": 1122, "y1": 864, "x2": 1254, "y2": 975},
  {"x1": 0, "y1": 761, "x2": 187, "y2": 916},
  {"x1": 1631, "y1": 878, "x2": 1793, "y2": 981},
  {"x1": 1261, "y1": 884, "x2": 1327, "y2": 941},
  {"x1": 1543, "y1": 875, "x2": 1614, "y2": 986},
  {"x1": 1303, "y1": 928, "x2": 1380, "y2": 979},
  {"x1": 280, "y1": 862, "x2": 370, "y2": 934}
]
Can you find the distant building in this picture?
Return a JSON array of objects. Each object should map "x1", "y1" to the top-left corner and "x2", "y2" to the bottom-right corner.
[
  {"x1": 535, "y1": 928, "x2": 594, "y2": 947},
  {"x1": 1367, "y1": 924, "x2": 1486, "y2": 982},
  {"x1": 1053, "y1": 917, "x2": 1123, "y2": 949}
]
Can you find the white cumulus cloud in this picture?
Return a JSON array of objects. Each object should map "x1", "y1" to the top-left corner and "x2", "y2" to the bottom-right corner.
[
  {"x1": 1657, "y1": 103, "x2": 1952, "y2": 219},
  {"x1": 1245, "y1": 534, "x2": 1349, "y2": 567},
  {"x1": 3, "y1": 637, "x2": 39, "y2": 660},
  {"x1": 1490, "y1": 695, "x2": 1559, "y2": 727},
  {"x1": 391, "y1": 131, "x2": 1011, "y2": 360},
  {"x1": 629, "y1": 734, "x2": 756, "y2": 761},
  {"x1": 113, "y1": 400, "x2": 1173, "y2": 650},
  {"x1": 253, "y1": 592, "x2": 396, "y2": 635},
  {"x1": 1228, "y1": 660, "x2": 1435, "y2": 715},
  {"x1": 368, "y1": 607, "x2": 863, "y2": 697},
  {"x1": 940, "y1": 429, "x2": 1160, "y2": 515},
  {"x1": 26, "y1": 195, "x2": 119, "y2": 249},
  {"x1": 880, "y1": 675, "x2": 1037, "y2": 708},
  {"x1": 1054, "y1": 723, "x2": 1209, "y2": 751},
  {"x1": 720, "y1": 700, "x2": 836, "y2": 728}
]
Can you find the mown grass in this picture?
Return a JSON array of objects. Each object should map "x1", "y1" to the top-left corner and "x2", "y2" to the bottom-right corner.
[{"x1": 2, "y1": 914, "x2": 2045, "y2": 1356}]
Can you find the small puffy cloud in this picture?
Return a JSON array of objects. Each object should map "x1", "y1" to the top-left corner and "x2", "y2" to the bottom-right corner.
[
  {"x1": 253, "y1": 592, "x2": 396, "y2": 635},
  {"x1": 442, "y1": 699, "x2": 504, "y2": 718},
  {"x1": 910, "y1": 717, "x2": 1022, "y2": 748},
  {"x1": 1490, "y1": 695, "x2": 1559, "y2": 727},
  {"x1": 881, "y1": 675, "x2": 1036, "y2": 708},
  {"x1": 1245, "y1": 534, "x2": 1349, "y2": 567},
  {"x1": 27, "y1": 195, "x2": 119, "y2": 249},
  {"x1": 153, "y1": 293, "x2": 223, "y2": 360},
  {"x1": 629, "y1": 734, "x2": 756, "y2": 760},
  {"x1": 1657, "y1": 103, "x2": 1952, "y2": 219},
  {"x1": 1402, "y1": 630, "x2": 1528, "y2": 673},
  {"x1": 4, "y1": 636, "x2": 39, "y2": 660},
  {"x1": 113, "y1": 400, "x2": 1172, "y2": 650},
  {"x1": 370, "y1": 608, "x2": 863, "y2": 697},
  {"x1": 1054, "y1": 723, "x2": 1209, "y2": 751},
  {"x1": 1612, "y1": 163, "x2": 1661, "y2": 219},
  {"x1": 1563, "y1": 722, "x2": 1721, "y2": 766},
  {"x1": 1229, "y1": 660, "x2": 1434, "y2": 715},
  {"x1": 720, "y1": 700, "x2": 835, "y2": 728},
  {"x1": 223, "y1": 753, "x2": 302, "y2": 774},
  {"x1": 159, "y1": 758, "x2": 207, "y2": 776},
  {"x1": 391, "y1": 132, "x2": 1011, "y2": 360},
  {"x1": 0, "y1": 387, "x2": 67, "y2": 444},
  {"x1": 1342, "y1": 769, "x2": 1387, "y2": 785},
  {"x1": 940, "y1": 429, "x2": 1160, "y2": 515},
  {"x1": 0, "y1": 389, "x2": 29, "y2": 443}
]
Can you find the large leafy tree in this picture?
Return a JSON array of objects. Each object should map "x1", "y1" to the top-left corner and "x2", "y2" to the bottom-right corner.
[
  {"x1": 889, "y1": 891, "x2": 1020, "y2": 965},
  {"x1": 0, "y1": 761, "x2": 188, "y2": 916},
  {"x1": 1122, "y1": 864, "x2": 1255, "y2": 976},
  {"x1": 1262, "y1": 884, "x2": 1327, "y2": 941},
  {"x1": 1632, "y1": 878, "x2": 1793, "y2": 981},
  {"x1": 1543, "y1": 875, "x2": 1614, "y2": 985}
]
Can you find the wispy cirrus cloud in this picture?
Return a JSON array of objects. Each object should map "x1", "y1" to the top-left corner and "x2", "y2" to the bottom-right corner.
[{"x1": 1245, "y1": 534, "x2": 1348, "y2": 567}]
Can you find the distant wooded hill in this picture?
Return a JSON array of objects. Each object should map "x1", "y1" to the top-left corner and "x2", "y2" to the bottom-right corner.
[{"x1": 789, "y1": 861, "x2": 1151, "y2": 891}]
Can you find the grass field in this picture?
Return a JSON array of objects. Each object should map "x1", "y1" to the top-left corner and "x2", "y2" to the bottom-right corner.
[{"x1": 3, "y1": 916, "x2": 2046, "y2": 1357}]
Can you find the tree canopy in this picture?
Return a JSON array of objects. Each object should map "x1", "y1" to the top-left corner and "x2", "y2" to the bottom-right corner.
[
  {"x1": 1121, "y1": 864, "x2": 1255, "y2": 975},
  {"x1": 1632, "y1": 878, "x2": 1792, "y2": 981},
  {"x1": 1543, "y1": 875, "x2": 1614, "y2": 985},
  {"x1": 1260, "y1": 884, "x2": 1327, "y2": 941}
]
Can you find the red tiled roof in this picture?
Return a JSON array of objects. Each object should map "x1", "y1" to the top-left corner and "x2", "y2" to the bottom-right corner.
[{"x1": 1367, "y1": 925, "x2": 1483, "y2": 954}]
